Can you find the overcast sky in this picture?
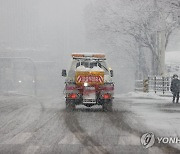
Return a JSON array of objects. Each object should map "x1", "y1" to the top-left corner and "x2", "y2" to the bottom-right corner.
[
  {"x1": 1, "y1": 0, "x2": 179, "y2": 93},
  {"x1": 0, "y1": 0, "x2": 92, "y2": 64}
]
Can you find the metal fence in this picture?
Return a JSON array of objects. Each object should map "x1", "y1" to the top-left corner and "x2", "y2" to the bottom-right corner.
[
  {"x1": 135, "y1": 76, "x2": 172, "y2": 95},
  {"x1": 148, "y1": 76, "x2": 171, "y2": 94}
]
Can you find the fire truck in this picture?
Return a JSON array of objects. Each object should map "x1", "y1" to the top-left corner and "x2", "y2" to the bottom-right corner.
[{"x1": 62, "y1": 53, "x2": 114, "y2": 111}]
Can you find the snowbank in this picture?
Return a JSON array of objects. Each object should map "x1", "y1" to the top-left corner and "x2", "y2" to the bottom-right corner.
[
  {"x1": 115, "y1": 91, "x2": 166, "y2": 100},
  {"x1": 116, "y1": 92, "x2": 180, "y2": 150}
]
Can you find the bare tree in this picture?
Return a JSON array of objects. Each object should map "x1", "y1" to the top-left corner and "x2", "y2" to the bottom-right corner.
[{"x1": 84, "y1": 0, "x2": 180, "y2": 77}]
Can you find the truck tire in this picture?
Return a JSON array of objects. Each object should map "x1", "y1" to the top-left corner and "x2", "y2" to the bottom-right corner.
[
  {"x1": 66, "y1": 100, "x2": 75, "y2": 111},
  {"x1": 102, "y1": 100, "x2": 112, "y2": 112}
]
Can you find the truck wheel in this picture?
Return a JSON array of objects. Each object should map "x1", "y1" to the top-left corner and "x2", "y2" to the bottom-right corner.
[
  {"x1": 66, "y1": 101, "x2": 75, "y2": 111},
  {"x1": 102, "y1": 100, "x2": 112, "y2": 112}
]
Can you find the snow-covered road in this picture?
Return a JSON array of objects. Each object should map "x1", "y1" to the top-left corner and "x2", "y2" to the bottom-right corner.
[
  {"x1": 0, "y1": 93, "x2": 179, "y2": 154},
  {"x1": 119, "y1": 92, "x2": 180, "y2": 152}
]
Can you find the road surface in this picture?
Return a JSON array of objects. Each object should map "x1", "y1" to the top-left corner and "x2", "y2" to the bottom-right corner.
[{"x1": 0, "y1": 94, "x2": 179, "y2": 154}]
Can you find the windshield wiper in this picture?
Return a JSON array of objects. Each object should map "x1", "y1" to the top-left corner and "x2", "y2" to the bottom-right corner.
[{"x1": 97, "y1": 62, "x2": 109, "y2": 72}]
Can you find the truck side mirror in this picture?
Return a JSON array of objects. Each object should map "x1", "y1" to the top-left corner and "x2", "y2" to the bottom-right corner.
[
  {"x1": 110, "y1": 70, "x2": 114, "y2": 77},
  {"x1": 62, "y1": 69, "x2": 67, "y2": 77}
]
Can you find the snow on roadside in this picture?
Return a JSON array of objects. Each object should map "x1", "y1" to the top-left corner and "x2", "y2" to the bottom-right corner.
[
  {"x1": 115, "y1": 91, "x2": 167, "y2": 100},
  {"x1": 116, "y1": 92, "x2": 180, "y2": 150}
]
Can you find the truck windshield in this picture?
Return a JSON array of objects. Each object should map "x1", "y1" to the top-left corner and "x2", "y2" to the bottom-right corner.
[{"x1": 76, "y1": 60, "x2": 109, "y2": 74}]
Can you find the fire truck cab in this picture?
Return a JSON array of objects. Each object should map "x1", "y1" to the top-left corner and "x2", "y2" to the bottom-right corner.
[{"x1": 62, "y1": 53, "x2": 114, "y2": 111}]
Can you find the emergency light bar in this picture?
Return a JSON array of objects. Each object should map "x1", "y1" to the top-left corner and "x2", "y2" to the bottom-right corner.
[{"x1": 72, "y1": 53, "x2": 105, "y2": 58}]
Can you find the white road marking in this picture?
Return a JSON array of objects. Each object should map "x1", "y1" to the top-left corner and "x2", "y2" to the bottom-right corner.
[
  {"x1": 5, "y1": 132, "x2": 32, "y2": 144},
  {"x1": 118, "y1": 135, "x2": 140, "y2": 145},
  {"x1": 25, "y1": 145, "x2": 39, "y2": 154},
  {"x1": 58, "y1": 133, "x2": 81, "y2": 145}
]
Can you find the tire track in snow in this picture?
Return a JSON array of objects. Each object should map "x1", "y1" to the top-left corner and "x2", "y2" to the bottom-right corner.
[
  {"x1": 64, "y1": 110, "x2": 110, "y2": 154},
  {"x1": 106, "y1": 107, "x2": 180, "y2": 154}
]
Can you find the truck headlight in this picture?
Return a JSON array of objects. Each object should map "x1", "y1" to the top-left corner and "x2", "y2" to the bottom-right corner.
[{"x1": 84, "y1": 82, "x2": 88, "y2": 87}]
